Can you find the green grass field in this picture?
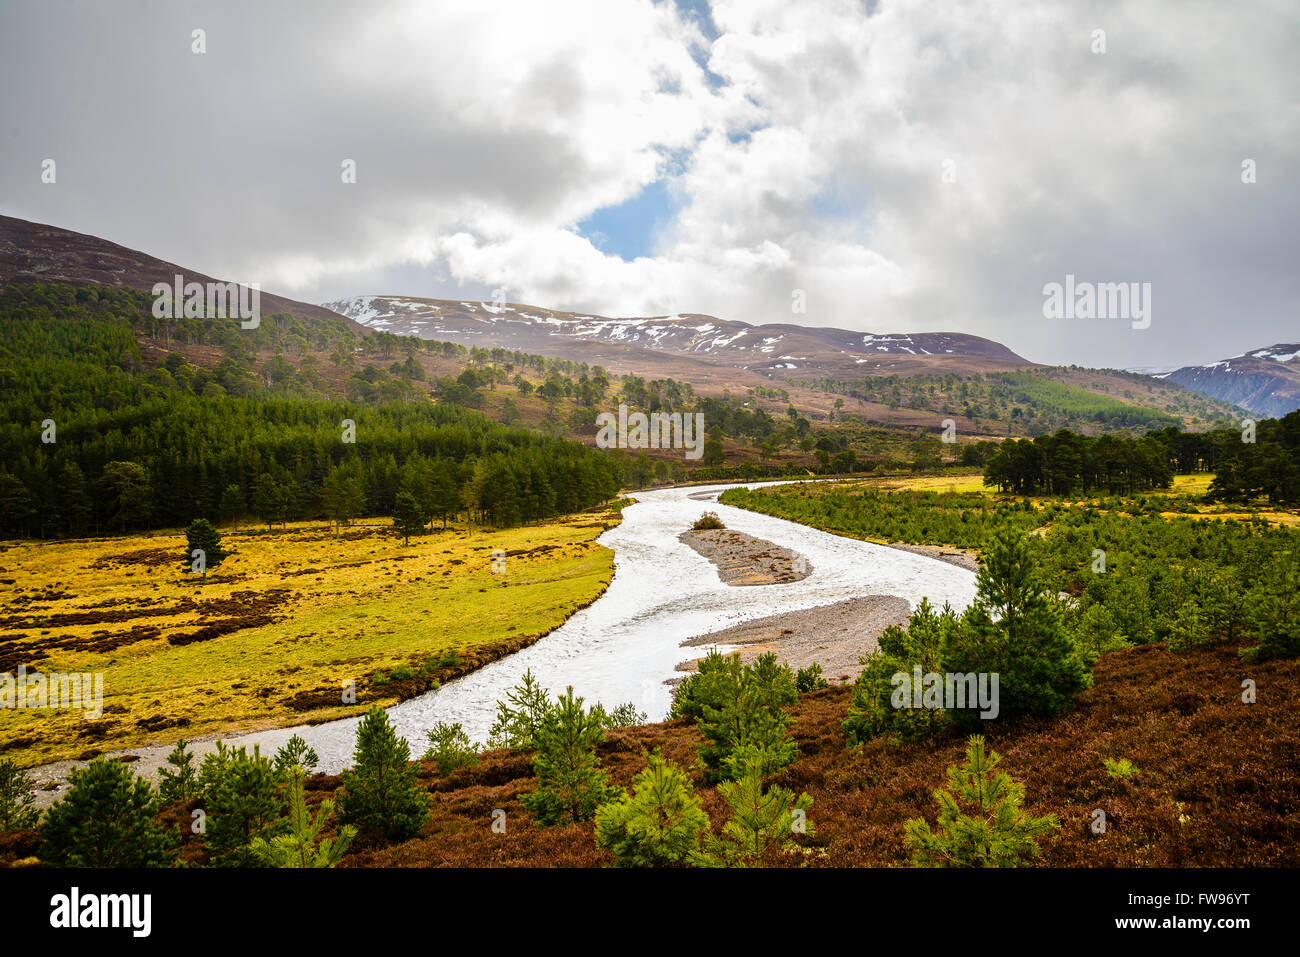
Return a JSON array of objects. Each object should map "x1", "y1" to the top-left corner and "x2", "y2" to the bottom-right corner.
[{"x1": 0, "y1": 509, "x2": 619, "y2": 765}]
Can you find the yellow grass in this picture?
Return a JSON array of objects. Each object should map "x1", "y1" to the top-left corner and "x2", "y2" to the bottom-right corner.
[{"x1": 0, "y1": 509, "x2": 619, "y2": 766}]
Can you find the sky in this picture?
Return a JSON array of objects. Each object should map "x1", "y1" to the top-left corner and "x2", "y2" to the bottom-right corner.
[{"x1": 0, "y1": 0, "x2": 1296, "y2": 370}]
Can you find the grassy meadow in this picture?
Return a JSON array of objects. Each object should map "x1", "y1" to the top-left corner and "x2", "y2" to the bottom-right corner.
[{"x1": 0, "y1": 508, "x2": 621, "y2": 766}]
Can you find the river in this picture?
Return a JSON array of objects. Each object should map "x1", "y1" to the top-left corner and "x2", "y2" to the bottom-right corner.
[{"x1": 31, "y1": 480, "x2": 978, "y2": 792}]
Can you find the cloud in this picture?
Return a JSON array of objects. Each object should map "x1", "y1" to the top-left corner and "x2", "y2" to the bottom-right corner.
[{"x1": 0, "y1": 0, "x2": 1296, "y2": 368}]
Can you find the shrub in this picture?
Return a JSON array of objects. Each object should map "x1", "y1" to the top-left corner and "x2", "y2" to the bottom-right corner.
[
  {"x1": 1070, "y1": 604, "x2": 1133, "y2": 661},
  {"x1": 157, "y1": 738, "x2": 199, "y2": 804},
  {"x1": 706, "y1": 749, "x2": 813, "y2": 867},
  {"x1": 273, "y1": 735, "x2": 320, "y2": 777},
  {"x1": 522, "y1": 687, "x2": 618, "y2": 826},
  {"x1": 595, "y1": 753, "x2": 709, "y2": 867},
  {"x1": 248, "y1": 766, "x2": 354, "y2": 868},
  {"x1": 390, "y1": 664, "x2": 416, "y2": 682},
  {"x1": 1103, "y1": 757, "x2": 1139, "y2": 779},
  {"x1": 904, "y1": 735, "x2": 1058, "y2": 867},
  {"x1": 692, "y1": 511, "x2": 726, "y2": 531},
  {"x1": 423, "y1": 721, "x2": 479, "y2": 775},
  {"x1": 844, "y1": 598, "x2": 954, "y2": 743},
  {"x1": 795, "y1": 663, "x2": 828, "y2": 693},
  {"x1": 487, "y1": 669, "x2": 555, "y2": 751},
  {"x1": 39, "y1": 758, "x2": 172, "y2": 867},
  {"x1": 438, "y1": 649, "x2": 462, "y2": 669},
  {"x1": 1241, "y1": 548, "x2": 1300, "y2": 661},
  {"x1": 592, "y1": 701, "x2": 648, "y2": 730},
  {"x1": 0, "y1": 759, "x2": 39, "y2": 830},
  {"x1": 338, "y1": 707, "x2": 429, "y2": 843}
]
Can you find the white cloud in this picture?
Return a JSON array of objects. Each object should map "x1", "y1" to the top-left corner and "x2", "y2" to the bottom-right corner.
[{"x1": 1, "y1": 0, "x2": 1296, "y2": 367}]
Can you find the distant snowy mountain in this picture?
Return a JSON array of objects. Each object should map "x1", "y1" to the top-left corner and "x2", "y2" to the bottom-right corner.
[
  {"x1": 322, "y1": 295, "x2": 1026, "y2": 378},
  {"x1": 1157, "y1": 343, "x2": 1300, "y2": 418}
]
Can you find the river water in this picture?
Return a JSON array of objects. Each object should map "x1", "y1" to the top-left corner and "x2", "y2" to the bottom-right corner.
[{"x1": 34, "y1": 481, "x2": 978, "y2": 785}]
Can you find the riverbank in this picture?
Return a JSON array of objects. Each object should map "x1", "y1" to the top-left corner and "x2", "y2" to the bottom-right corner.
[{"x1": 678, "y1": 594, "x2": 912, "y2": 682}]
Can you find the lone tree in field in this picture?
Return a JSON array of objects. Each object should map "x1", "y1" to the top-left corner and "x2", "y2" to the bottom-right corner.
[
  {"x1": 183, "y1": 518, "x2": 229, "y2": 579},
  {"x1": 392, "y1": 490, "x2": 426, "y2": 545}
]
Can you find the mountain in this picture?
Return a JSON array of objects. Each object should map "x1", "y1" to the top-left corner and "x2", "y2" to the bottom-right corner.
[
  {"x1": 0, "y1": 214, "x2": 366, "y2": 333},
  {"x1": 323, "y1": 294, "x2": 1026, "y2": 380},
  {"x1": 324, "y1": 295, "x2": 1244, "y2": 435},
  {"x1": 1157, "y1": 344, "x2": 1300, "y2": 419}
]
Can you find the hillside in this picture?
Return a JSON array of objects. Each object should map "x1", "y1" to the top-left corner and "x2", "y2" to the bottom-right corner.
[
  {"x1": 328, "y1": 294, "x2": 1243, "y2": 437},
  {"x1": 0, "y1": 215, "x2": 365, "y2": 335}
]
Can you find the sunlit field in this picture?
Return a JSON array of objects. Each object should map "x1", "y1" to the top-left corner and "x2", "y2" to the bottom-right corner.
[{"x1": 0, "y1": 508, "x2": 620, "y2": 765}]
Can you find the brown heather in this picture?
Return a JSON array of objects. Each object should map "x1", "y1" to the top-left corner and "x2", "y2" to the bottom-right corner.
[{"x1": 2, "y1": 641, "x2": 1295, "y2": 868}]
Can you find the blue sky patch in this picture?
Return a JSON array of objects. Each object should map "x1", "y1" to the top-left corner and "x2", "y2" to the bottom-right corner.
[{"x1": 578, "y1": 179, "x2": 679, "y2": 260}]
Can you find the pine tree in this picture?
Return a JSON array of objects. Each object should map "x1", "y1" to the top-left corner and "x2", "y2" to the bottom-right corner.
[
  {"x1": 157, "y1": 738, "x2": 198, "y2": 804},
  {"x1": 521, "y1": 687, "x2": 618, "y2": 826},
  {"x1": 1242, "y1": 547, "x2": 1300, "y2": 661},
  {"x1": 430, "y1": 459, "x2": 461, "y2": 528},
  {"x1": 248, "y1": 766, "x2": 355, "y2": 868},
  {"x1": 423, "y1": 722, "x2": 479, "y2": 776},
  {"x1": 59, "y1": 462, "x2": 94, "y2": 536},
  {"x1": 102, "y1": 460, "x2": 151, "y2": 531},
  {"x1": 392, "y1": 490, "x2": 425, "y2": 545},
  {"x1": 0, "y1": 759, "x2": 39, "y2": 830},
  {"x1": 201, "y1": 743, "x2": 285, "y2": 865},
  {"x1": 690, "y1": 652, "x2": 799, "y2": 783},
  {"x1": 183, "y1": 518, "x2": 229, "y2": 579},
  {"x1": 39, "y1": 758, "x2": 172, "y2": 867},
  {"x1": 943, "y1": 529, "x2": 1090, "y2": 728},
  {"x1": 487, "y1": 669, "x2": 555, "y2": 750},
  {"x1": 338, "y1": 707, "x2": 430, "y2": 842},
  {"x1": 844, "y1": 597, "x2": 954, "y2": 743},
  {"x1": 904, "y1": 735, "x2": 1059, "y2": 867},
  {"x1": 1167, "y1": 600, "x2": 1210, "y2": 652},
  {"x1": 218, "y1": 483, "x2": 244, "y2": 531},
  {"x1": 273, "y1": 734, "x2": 320, "y2": 776},
  {"x1": 253, "y1": 472, "x2": 288, "y2": 531},
  {"x1": 0, "y1": 471, "x2": 36, "y2": 537},
  {"x1": 707, "y1": 749, "x2": 813, "y2": 867},
  {"x1": 595, "y1": 752, "x2": 710, "y2": 867},
  {"x1": 321, "y1": 466, "x2": 365, "y2": 536}
]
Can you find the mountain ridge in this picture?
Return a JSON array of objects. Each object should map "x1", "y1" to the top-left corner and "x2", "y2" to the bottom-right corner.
[{"x1": 1158, "y1": 343, "x2": 1300, "y2": 419}]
